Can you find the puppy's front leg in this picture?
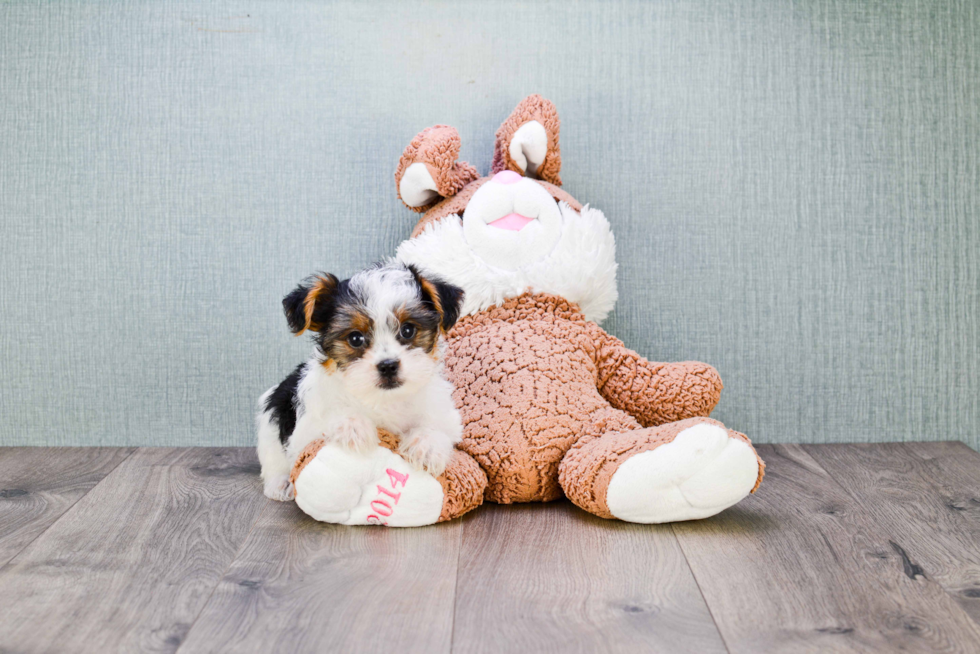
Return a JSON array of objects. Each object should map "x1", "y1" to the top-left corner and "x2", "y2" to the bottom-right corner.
[
  {"x1": 399, "y1": 427, "x2": 455, "y2": 476},
  {"x1": 326, "y1": 414, "x2": 379, "y2": 454}
]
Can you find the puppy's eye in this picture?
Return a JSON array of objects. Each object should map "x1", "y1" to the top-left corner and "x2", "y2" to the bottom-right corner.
[
  {"x1": 399, "y1": 323, "x2": 417, "y2": 340},
  {"x1": 346, "y1": 331, "x2": 365, "y2": 348}
]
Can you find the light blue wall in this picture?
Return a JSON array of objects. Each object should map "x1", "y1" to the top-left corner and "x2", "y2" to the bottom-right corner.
[{"x1": 1, "y1": 1, "x2": 978, "y2": 448}]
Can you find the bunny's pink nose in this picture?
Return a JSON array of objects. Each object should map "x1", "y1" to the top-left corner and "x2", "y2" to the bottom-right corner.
[{"x1": 492, "y1": 170, "x2": 522, "y2": 185}]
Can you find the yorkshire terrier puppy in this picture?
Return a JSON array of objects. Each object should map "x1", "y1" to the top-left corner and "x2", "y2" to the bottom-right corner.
[{"x1": 256, "y1": 261, "x2": 465, "y2": 501}]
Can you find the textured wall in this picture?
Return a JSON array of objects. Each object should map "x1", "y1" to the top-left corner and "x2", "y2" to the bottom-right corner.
[{"x1": 1, "y1": 1, "x2": 978, "y2": 448}]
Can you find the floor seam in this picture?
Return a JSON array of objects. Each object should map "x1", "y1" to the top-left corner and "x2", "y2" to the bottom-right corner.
[
  {"x1": 671, "y1": 522, "x2": 734, "y2": 654},
  {"x1": 0, "y1": 446, "x2": 139, "y2": 572},
  {"x1": 448, "y1": 515, "x2": 465, "y2": 654},
  {"x1": 174, "y1": 492, "x2": 271, "y2": 654}
]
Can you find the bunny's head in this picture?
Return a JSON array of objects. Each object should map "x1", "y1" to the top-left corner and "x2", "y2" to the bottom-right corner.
[{"x1": 395, "y1": 95, "x2": 618, "y2": 323}]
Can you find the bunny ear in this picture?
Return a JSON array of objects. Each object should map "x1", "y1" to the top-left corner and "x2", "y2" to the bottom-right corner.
[
  {"x1": 395, "y1": 125, "x2": 479, "y2": 212},
  {"x1": 491, "y1": 94, "x2": 562, "y2": 186}
]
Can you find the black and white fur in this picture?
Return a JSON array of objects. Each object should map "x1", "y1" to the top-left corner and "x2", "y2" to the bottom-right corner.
[{"x1": 257, "y1": 261, "x2": 465, "y2": 501}]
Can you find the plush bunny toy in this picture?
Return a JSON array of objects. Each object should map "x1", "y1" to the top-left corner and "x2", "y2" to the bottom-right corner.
[{"x1": 290, "y1": 95, "x2": 764, "y2": 526}]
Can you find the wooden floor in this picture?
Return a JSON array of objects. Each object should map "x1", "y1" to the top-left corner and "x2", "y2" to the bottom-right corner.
[{"x1": 1, "y1": 443, "x2": 980, "y2": 653}]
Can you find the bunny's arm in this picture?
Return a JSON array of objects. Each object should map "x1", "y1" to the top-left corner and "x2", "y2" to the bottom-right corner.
[{"x1": 585, "y1": 323, "x2": 724, "y2": 428}]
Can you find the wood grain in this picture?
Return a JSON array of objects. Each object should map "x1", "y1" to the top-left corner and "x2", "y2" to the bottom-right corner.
[
  {"x1": 450, "y1": 501, "x2": 726, "y2": 654},
  {"x1": 178, "y1": 501, "x2": 462, "y2": 654},
  {"x1": 0, "y1": 447, "x2": 266, "y2": 653},
  {"x1": 0, "y1": 447, "x2": 135, "y2": 566},
  {"x1": 674, "y1": 444, "x2": 980, "y2": 653},
  {"x1": 807, "y1": 442, "x2": 980, "y2": 626},
  {"x1": 3, "y1": 443, "x2": 980, "y2": 652}
]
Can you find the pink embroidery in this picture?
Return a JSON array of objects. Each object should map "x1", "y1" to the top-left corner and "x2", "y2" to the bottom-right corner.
[
  {"x1": 376, "y1": 484, "x2": 402, "y2": 503},
  {"x1": 386, "y1": 468, "x2": 409, "y2": 489},
  {"x1": 366, "y1": 468, "x2": 410, "y2": 526}
]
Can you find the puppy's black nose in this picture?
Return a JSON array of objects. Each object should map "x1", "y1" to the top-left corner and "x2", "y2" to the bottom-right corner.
[{"x1": 376, "y1": 359, "x2": 400, "y2": 378}]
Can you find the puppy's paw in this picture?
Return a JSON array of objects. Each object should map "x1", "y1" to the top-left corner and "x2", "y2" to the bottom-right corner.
[
  {"x1": 399, "y1": 428, "x2": 453, "y2": 476},
  {"x1": 329, "y1": 415, "x2": 379, "y2": 455},
  {"x1": 263, "y1": 474, "x2": 296, "y2": 502}
]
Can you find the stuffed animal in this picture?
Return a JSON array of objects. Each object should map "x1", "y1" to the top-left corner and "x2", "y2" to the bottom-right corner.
[{"x1": 290, "y1": 95, "x2": 764, "y2": 527}]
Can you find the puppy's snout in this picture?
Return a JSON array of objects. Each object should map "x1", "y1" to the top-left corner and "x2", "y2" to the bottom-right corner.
[{"x1": 376, "y1": 359, "x2": 400, "y2": 378}]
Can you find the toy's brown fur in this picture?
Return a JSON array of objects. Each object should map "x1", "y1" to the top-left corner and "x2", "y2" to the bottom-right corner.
[
  {"x1": 491, "y1": 94, "x2": 563, "y2": 186},
  {"x1": 395, "y1": 125, "x2": 479, "y2": 213},
  {"x1": 444, "y1": 292, "x2": 755, "y2": 507}
]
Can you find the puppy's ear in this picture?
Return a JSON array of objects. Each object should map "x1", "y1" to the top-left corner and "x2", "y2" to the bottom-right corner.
[
  {"x1": 408, "y1": 265, "x2": 465, "y2": 331},
  {"x1": 282, "y1": 273, "x2": 340, "y2": 335}
]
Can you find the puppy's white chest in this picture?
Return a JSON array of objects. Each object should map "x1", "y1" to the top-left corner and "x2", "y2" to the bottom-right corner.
[{"x1": 373, "y1": 401, "x2": 423, "y2": 435}]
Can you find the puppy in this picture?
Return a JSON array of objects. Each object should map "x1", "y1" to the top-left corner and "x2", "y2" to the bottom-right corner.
[{"x1": 256, "y1": 261, "x2": 465, "y2": 501}]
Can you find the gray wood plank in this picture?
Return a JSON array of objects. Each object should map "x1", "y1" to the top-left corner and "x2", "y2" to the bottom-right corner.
[
  {"x1": 451, "y1": 501, "x2": 727, "y2": 654},
  {"x1": 0, "y1": 447, "x2": 266, "y2": 653},
  {"x1": 178, "y1": 500, "x2": 462, "y2": 654},
  {"x1": 806, "y1": 442, "x2": 980, "y2": 626},
  {"x1": 0, "y1": 447, "x2": 135, "y2": 566},
  {"x1": 673, "y1": 444, "x2": 980, "y2": 654}
]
